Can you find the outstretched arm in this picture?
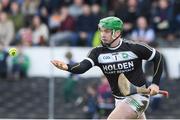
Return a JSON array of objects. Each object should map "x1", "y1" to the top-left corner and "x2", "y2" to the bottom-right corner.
[{"x1": 51, "y1": 59, "x2": 92, "y2": 74}]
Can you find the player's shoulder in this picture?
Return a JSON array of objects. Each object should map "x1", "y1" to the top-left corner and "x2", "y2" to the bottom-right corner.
[
  {"x1": 123, "y1": 38, "x2": 141, "y2": 45},
  {"x1": 123, "y1": 39, "x2": 153, "y2": 50},
  {"x1": 87, "y1": 45, "x2": 103, "y2": 56},
  {"x1": 91, "y1": 45, "x2": 104, "y2": 51}
]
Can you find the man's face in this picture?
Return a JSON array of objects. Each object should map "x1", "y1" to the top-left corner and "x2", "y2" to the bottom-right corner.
[{"x1": 99, "y1": 27, "x2": 113, "y2": 44}]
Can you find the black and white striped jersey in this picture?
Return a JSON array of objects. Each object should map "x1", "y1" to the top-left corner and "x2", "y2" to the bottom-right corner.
[{"x1": 67, "y1": 39, "x2": 163, "y2": 97}]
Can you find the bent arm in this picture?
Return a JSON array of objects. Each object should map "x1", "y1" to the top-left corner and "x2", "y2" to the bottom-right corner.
[{"x1": 151, "y1": 51, "x2": 164, "y2": 85}]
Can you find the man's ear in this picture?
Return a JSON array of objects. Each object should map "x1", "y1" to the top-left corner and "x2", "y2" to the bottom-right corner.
[
  {"x1": 116, "y1": 30, "x2": 121, "y2": 36},
  {"x1": 112, "y1": 30, "x2": 121, "y2": 39}
]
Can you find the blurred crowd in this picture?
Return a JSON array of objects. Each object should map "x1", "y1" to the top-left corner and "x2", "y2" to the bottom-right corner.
[
  {"x1": 0, "y1": 42, "x2": 30, "y2": 80},
  {"x1": 0, "y1": 0, "x2": 179, "y2": 47},
  {"x1": 0, "y1": 0, "x2": 178, "y2": 118},
  {"x1": 62, "y1": 75, "x2": 114, "y2": 119},
  {"x1": 0, "y1": 0, "x2": 179, "y2": 79}
]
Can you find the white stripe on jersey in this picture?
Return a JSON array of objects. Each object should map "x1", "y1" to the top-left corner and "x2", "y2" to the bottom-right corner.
[
  {"x1": 148, "y1": 48, "x2": 156, "y2": 61},
  {"x1": 137, "y1": 42, "x2": 153, "y2": 51},
  {"x1": 123, "y1": 39, "x2": 153, "y2": 52},
  {"x1": 85, "y1": 58, "x2": 95, "y2": 67}
]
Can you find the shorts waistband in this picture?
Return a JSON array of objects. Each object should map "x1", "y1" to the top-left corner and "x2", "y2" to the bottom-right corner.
[{"x1": 112, "y1": 94, "x2": 125, "y2": 99}]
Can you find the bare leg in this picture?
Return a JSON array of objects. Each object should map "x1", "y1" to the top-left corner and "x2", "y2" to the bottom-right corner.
[
  {"x1": 138, "y1": 112, "x2": 146, "y2": 120},
  {"x1": 110, "y1": 94, "x2": 150, "y2": 119},
  {"x1": 107, "y1": 102, "x2": 137, "y2": 119}
]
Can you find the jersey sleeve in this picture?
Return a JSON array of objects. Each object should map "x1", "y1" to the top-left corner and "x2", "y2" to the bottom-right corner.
[
  {"x1": 86, "y1": 47, "x2": 98, "y2": 66},
  {"x1": 67, "y1": 47, "x2": 98, "y2": 74},
  {"x1": 132, "y1": 42, "x2": 163, "y2": 85},
  {"x1": 133, "y1": 43, "x2": 156, "y2": 61}
]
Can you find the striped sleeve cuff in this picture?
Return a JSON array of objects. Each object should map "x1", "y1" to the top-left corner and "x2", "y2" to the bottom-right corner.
[
  {"x1": 148, "y1": 48, "x2": 156, "y2": 61},
  {"x1": 84, "y1": 58, "x2": 95, "y2": 67}
]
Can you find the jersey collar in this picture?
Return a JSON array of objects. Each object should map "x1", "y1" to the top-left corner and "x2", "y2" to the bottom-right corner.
[{"x1": 107, "y1": 38, "x2": 123, "y2": 50}]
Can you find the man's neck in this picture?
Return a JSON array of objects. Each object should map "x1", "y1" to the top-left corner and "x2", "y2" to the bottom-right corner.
[{"x1": 110, "y1": 37, "x2": 122, "y2": 48}]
